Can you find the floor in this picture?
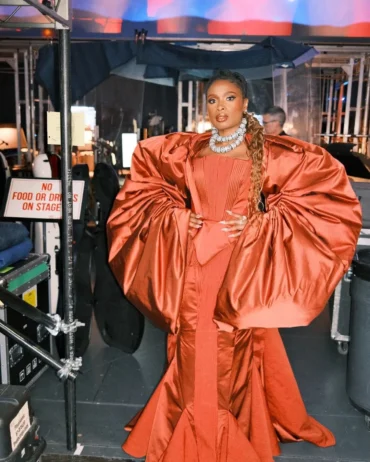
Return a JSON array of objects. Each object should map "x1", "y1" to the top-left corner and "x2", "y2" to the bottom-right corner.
[{"x1": 30, "y1": 307, "x2": 370, "y2": 462}]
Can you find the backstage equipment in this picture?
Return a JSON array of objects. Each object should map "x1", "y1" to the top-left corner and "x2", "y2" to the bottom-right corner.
[
  {"x1": 0, "y1": 283, "x2": 80, "y2": 382},
  {"x1": 329, "y1": 181, "x2": 370, "y2": 354},
  {"x1": 0, "y1": 255, "x2": 50, "y2": 386},
  {"x1": 0, "y1": 385, "x2": 46, "y2": 462},
  {"x1": 346, "y1": 249, "x2": 370, "y2": 430},
  {"x1": 92, "y1": 163, "x2": 144, "y2": 354}
]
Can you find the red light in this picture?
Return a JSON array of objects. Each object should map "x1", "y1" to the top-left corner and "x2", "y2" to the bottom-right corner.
[{"x1": 42, "y1": 29, "x2": 54, "y2": 38}]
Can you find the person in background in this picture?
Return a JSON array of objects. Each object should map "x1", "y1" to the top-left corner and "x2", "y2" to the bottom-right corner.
[{"x1": 263, "y1": 106, "x2": 288, "y2": 136}]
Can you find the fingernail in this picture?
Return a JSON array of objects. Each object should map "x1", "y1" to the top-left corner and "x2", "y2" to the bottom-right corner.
[
  {"x1": 196, "y1": 224, "x2": 202, "y2": 228},
  {"x1": 221, "y1": 228, "x2": 228, "y2": 231},
  {"x1": 219, "y1": 221, "x2": 226, "y2": 224},
  {"x1": 226, "y1": 210, "x2": 232, "y2": 214},
  {"x1": 196, "y1": 214, "x2": 203, "y2": 218}
]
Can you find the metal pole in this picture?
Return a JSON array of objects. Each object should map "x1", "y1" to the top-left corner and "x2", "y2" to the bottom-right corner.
[
  {"x1": 202, "y1": 90, "x2": 207, "y2": 133},
  {"x1": 281, "y1": 69, "x2": 288, "y2": 115},
  {"x1": 23, "y1": 50, "x2": 31, "y2": 162},
  {"x1": 343, "y1": 58, "x2": 354, "y2": 142},
  {"x1": 326, "y1": 78, "x2": 334, "y2": 144},
  {"x1": 14, "y1": 51, "x2": 22, "y2": 164},
  {"x1": 195, "y1": 81, "x2": 199, "y2": 133},
  {"x1": 38, "y1": 85, "x2": 45, "y2": 153},
  {"x1": 362, "y1": 63, "x2": 370, "y2": 154},
  {"x1": 29, "y1": 45, "x2": 36, "y2": 156},
  {"x1": 187, "y1": 81, "x2": 193, "y2": 132},
  {"x1": 0, "y1": 319, "x2": 77, "y2": 381},
  {"x1": 0, "y1": 286, "x2": 57, "y2": 331},
  {"x1": 322, "y1": 77, "x2": 327, "y2": 113},
  {"x1": 336, "y1": 83, "x2": 344, "y2": 137},
  {"x1": 332, "y1": 77, "x2": 337, "y2": 133},
  {"x1": 58, "y1": 28, "x2": 76, "y2": 452},
  {"x1": 354, "y1": 55, "x2": 365, "y2": 138},
  {"x1": 177, "y1": 80, "x2": 183, "y2": 132}
]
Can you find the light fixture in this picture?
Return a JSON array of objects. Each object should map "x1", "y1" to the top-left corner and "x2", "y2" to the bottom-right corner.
[{"x1": 0, "y1": 124, "x2": 28, "y2": 152}]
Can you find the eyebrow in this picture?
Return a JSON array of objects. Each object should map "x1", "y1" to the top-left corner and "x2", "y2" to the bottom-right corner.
[{"x1": 207, "y1": 91, "x2": 238, "y2": 98}]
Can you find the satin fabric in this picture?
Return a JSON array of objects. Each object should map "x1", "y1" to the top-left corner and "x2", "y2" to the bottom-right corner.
[
  {"x1": 107, "y1": 132, "x2": 362, "y2": 461},
  {"x1": 215, "y1": 135, "x2": 362, "y2": 330},
  {"x1": 108, "y1": 133, "x2": 361, "y2": 334}
]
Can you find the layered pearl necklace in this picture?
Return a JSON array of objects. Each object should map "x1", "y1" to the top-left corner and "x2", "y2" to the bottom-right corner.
[{"x1": 209, "y1": 117, "x2": 247, "y2": 154}]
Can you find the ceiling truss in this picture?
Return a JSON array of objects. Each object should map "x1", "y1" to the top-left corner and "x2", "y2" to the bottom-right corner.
[{"x1": 0, "y1": 0, "x2": 70, "y2": 29}]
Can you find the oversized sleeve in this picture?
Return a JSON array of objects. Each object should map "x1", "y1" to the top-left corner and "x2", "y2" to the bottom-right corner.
[
  {"x1": 214, "y1": 138, "x2": 362, "y2": 330},
  {"x1": 107, "y1": 134, "x2": 192, "y2": 333}
]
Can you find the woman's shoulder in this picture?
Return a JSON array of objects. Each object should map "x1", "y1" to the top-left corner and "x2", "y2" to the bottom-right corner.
[
  {"x1": 138, "y1": 132, "x2": 197, "y2": 150},
  {"x1": 264, "y1": 135, "x2": 325, "y2": 157}
]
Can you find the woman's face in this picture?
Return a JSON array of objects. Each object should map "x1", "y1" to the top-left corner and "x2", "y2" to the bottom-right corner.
[{"x1": 207, "y1": 79, "x2": 248, "y2": 136}]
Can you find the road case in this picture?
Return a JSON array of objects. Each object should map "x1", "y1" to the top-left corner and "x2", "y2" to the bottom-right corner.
[{"x1": 0, "y1": 254, "x2": 50, "y2": 386}]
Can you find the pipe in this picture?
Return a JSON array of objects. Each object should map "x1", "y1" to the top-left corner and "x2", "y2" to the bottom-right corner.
[
  {"x1": 14, "y1": 51, "x2": 21, "y2": 164},
  {"x1": 38, "y1": 85, "x2": 45, "y2": 153},
  {"x1": 336, "y1": 83, "x2": 344, "y2": 136},
  {"x1": 343, "y1": 58, "x2": 354, "y2": 141},
  {"x1": 23, "y1": 50, "x2": 31, "y2": 162},
  {"x1": 29, "y1": 45, "x2": 36, "y2": 156},
  {"x1": 177, "y1": 80, "x2": 183, "y2": 132},
  {"x1": 195, "y1": 81, "x2": 199, "y2": 132},
  {"x1": 0, "y1": 319, "x2": 77, "y2": 381},
  {"x1": 325, "y1": 78, "x2": 334, "y2": 143},
  {"x1": 58, "y1": 28, "x2": 77, "y2": 452},
  {"x1": 202, "y1": 89, "x2": 206, "y2": 133},
  {"x1": 281, "y1": 69, "x2": 288, "y2": 115},
  {"x1": 0, "y1": 286, "x2": 57, "y2": 331},
  {"x1": 362, "y1": 62, "x2": 370, "y2": 154},
  {"x1": 187, "y1": 81, "x2": 193, "y2": 132},
  {"x1": 354, "y1": 55, "x2": 365, "y2": 137}
]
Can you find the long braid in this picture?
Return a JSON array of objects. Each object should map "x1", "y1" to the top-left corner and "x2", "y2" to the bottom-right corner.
[
  {"x1": 245, "y1": 112, "x2": 264, "y2": 216},
  {"x1": 205, "y1": 70, "x2": 265, "y2": 215}
]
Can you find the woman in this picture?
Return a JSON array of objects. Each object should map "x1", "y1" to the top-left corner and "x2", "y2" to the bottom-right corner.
[{"x1": 107, "y1": 70, "x2": 362, "y2": 462}]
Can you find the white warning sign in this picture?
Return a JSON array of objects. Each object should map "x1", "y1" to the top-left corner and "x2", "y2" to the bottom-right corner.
[
  {"x1": 3, "y1": 178, "x2": 85, "y2": 220},
  {"x1": 10, "y1": 402, "x2": 31, "y2": 450}
]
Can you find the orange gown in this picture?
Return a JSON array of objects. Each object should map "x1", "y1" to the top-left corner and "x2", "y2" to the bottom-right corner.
[{"x1": 107, "y1": 133, "x2": 362, "y2": 462}]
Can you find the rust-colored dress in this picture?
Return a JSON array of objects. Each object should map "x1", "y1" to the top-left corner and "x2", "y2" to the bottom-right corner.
[{"x1": 107, "y1": 133, "x2": 362, "y2": 462}]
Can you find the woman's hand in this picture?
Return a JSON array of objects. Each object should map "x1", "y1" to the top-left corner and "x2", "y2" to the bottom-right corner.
[
  {"x1": 188, "y1": 212, "x2": 203, "y2": 234},
  {"x1": 220, "y1": 210, "x2": 248, "y2": 238}
]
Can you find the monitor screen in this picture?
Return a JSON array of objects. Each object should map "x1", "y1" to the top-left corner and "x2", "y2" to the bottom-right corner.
[
  {"x1": 0, "y1": 0, "x2": 369, "y2": 40},
  {"x1": 121, "y1": 133, "x2": 138, "y2": 168}
]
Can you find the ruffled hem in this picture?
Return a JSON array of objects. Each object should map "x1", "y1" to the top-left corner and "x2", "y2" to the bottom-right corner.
[
  {"x1": 123, "y1": 408, "x2": 274, "y2": 462},
  {"x1": 122, "y1": 329, "x2": 335, "y2": 462}
]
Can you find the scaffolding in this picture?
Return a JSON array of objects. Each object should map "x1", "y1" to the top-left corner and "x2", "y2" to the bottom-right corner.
[
  {"x1": 314, "y1": 50, "x2": 370, "y2": 154},
  {"x1": 0, "y1": 0, "x2": 78, "y2": 452},
  {"x1": 176, "y1": 43, "x2": 370, "y2": 156}
]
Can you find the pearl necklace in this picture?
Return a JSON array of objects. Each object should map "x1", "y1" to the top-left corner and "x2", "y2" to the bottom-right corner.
[{"x1": 209, "y1": 118, "x2": 247, "y2": 154}]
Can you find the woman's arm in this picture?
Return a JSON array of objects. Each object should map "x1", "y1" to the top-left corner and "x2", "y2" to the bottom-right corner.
[
  {"x1": 107, "y1": 134, "x2": 192, "y2": 333},
  {"x1": 214, "y1": 137, "x2": 362, "y2": 330}
]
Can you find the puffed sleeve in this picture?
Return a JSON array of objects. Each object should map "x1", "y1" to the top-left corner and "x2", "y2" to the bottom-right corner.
[
  {"x1": 107, "y1": 134, "x2": 192, "y2": 333},
  {"x1": 214, "y1": 137, "x2": 362, "y2": 330}
]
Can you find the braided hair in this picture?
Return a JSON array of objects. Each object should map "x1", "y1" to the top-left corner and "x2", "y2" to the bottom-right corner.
[{"x1": 205, "y1": 70, "x2": 264, "y2": 215}]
